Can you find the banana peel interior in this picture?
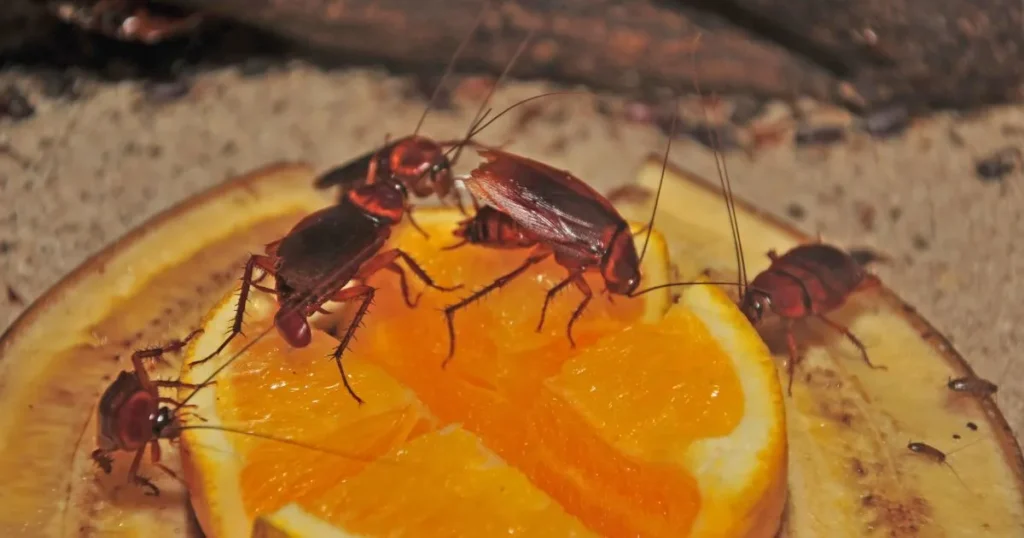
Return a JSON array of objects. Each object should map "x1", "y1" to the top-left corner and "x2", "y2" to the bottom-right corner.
[{"x1": 0, "y1": 158, "x2": 1020, "y2": 537}]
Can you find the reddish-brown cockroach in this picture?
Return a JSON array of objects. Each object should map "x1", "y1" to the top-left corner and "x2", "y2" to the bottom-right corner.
[
  {"x1": 83, "y1": 328, "x2": 383, "y2": 499},
  {"x1": 439, "y1": 37, "x2": 716, "y2": 363},
  {"x1": 440, "y1": 147, "x2": 657, "y2": 362},
  {"x1": 90, "y1": 330, "x2": 204, "y2": 495},
  {"x1": 49, "y1": 0, "x2": 203, "y2": 43},
  {"x1": 740, "y1": 244, "x2": 888, "y2": 394},
  {"x1": 188, "y1": 6, "x2": 547, "y2": 403},
  {"x1": 187, "y1": 180, "x2": 463, "y2": 403}
]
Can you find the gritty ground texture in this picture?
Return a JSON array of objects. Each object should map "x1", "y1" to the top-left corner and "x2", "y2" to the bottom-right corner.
[{"x1": 1, "y1": 64, "x2": 1023, "y2": 441}]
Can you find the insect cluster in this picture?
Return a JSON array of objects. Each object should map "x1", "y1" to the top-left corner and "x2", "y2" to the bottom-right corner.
[{"x1": 69, "y1": 1, "x2": 1003, "y2": 526}]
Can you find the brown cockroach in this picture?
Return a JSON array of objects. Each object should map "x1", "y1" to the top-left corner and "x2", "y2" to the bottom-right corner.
[
  {"x1": 906, "y1": 439, "x2": 983, "y2": 488},
  {"x1": 440, "y1": 147, "x2": 653, "y2": 362},
  {"x1": 48, "y1": 0, "x2": 203, "y2": 44},
  {"x1": 947, "y1": 376, "x2": 999, "y2": 397},
  {"x1": 439, "y1": 36, "x2": 720, "y2": 363},
  {"x1": 739, "y1": 244, "x2": 888, "y2": 394},
  {"x1": 187, "y1": 180, "x2": 462, "y2": 403},
  {"x1": 82, "y1": 328, "x2": 384, "y2": 499},
  {"x1": 187, "y1": 3, "x2": 545, "y2": 403},
  {"x1": 90, "y1": 330, "x2": 204, "y2": 495}
]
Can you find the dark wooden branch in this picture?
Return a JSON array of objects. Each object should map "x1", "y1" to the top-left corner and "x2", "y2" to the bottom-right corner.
[{"x1": 5, "y1": 0, "x2": 1022, "y2": 111}]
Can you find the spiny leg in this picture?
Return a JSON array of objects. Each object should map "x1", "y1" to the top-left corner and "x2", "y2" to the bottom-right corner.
[
  {"x1": 153, "y1": 379, "x2": 203, "y2": 390},
  {"x1": 783, "y1": 320, "x2": 800, "y2": 396},
  {"x1": 360, "y1": 248, "x2": 462, "y2": 295},
  {"x1": 326, "y1": 285, "x2": 376, "y2": 404},
  {"x1": 131, "y1": 329, "x2": 203, "y2": 390},
  {"x1": 127, "y1": 446, "x2": 159, "y2": 496},
  {"x1": 563, "y1": 276, "x2": 594, "y2": 348},
  {"x1": 815, "y1": 314, "x2": 886, "y2": 370},
  {"x1": 443, "y1": 249, "x2": 551, "y2": 364},
  {"x1": 378, "y1": 262, "x2": 419, "y2": 307},
  {"x1": 535, "y1": 271, "x2": 584, "y2": 333},
  {"x1": 189, "y1": 254, "x2": 276, "y2": 368}
]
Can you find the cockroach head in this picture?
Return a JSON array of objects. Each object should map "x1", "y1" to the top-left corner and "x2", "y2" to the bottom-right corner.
[
  {"x1": 391, "y1": 136, "x2": 454, "y2": 199},
  {"x1": 602, "y1": 225, "x2": 641, "y2": 295},
  {"x1": 740, "y1": 290, "x2": 770, "y2": 324}
]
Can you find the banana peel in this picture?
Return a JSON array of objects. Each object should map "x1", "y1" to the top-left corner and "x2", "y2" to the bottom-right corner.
[
  {"x1": 0, "y1": 164, "x2": 333, "y2": 537},
  {"x1": 0, "y1": 158, "x2": 1021, "y2": 537}
]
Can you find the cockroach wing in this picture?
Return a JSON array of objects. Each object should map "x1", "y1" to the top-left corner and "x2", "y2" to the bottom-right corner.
[
  {"x1": 96, "y1": 371, "x2": 143, "y2": 448},
  {"x1": 313, "y1": 140, "x2": 402, "y2": 191},
  {"x1": 463, "y1": 150, "x2": 626, "y2": 251},
  {"x1": 274, "y1": 203, "x2": 390, "y2": 298}
]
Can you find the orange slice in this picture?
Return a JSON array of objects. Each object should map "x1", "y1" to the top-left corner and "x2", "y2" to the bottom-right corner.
[{"x1": 180, "y1": 208, "x2": 786, "y2": 537}]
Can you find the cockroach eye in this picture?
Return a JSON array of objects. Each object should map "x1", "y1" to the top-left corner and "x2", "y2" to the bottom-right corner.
[{"x1": 152, "y1": 407, "x2": 173, "y2": 437}]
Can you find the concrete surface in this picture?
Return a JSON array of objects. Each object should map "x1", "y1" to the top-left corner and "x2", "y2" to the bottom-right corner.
[{"x1": 1, "y1": 63, "x2": 1022, "y2": 440}]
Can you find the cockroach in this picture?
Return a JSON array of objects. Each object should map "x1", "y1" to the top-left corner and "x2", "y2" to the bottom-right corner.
[
  {"x1": 905, "y1": 439, "x2": 983, "y2": 488},
  {"x1": 83, "y1": 328, "x2": 383, "y2": 500},
  {"x1": 439, "y1": 91, "x2": 695, "y2": 361},
  {"x1": 440, "y1": 36, "x2": 735, "y2": 362},
  {"x1": 48, "y1": 0, "x2": 203, "y2": 44},
  {"x1": 739, "y1": 244, "x2": 888, "y2": 394},
  {"x1": 187, "y1": 181, "x2": 463, "y2": 403},
  {"x1": 90, "y1": 330, "x2": 204, "y2": 495},
  {"x1": 311, "y1": 0, "x2": 513, "y2": 218},
  {"x1": 188, "y1": 4, "x2": 543, "y2": 403},
  {"x1": 974, "y1": 146, "x2": 1021, "y2": 184},
  {"x1": 440, "y1": 147, "x2": 654, "y2": 362},
  {"x1": 947, "y1": 376, "x2": 998, "y2": 397}
]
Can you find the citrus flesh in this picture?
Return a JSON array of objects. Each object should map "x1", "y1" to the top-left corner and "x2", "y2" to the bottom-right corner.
[{"x1": 180, "y1": 208, "x2": 785, "y2": 537}]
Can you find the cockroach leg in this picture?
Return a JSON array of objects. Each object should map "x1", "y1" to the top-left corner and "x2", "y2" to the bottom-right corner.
[
  {"x1": 535, "y1": 272, "x2": 578, "y2": 332},
  {"x1": 190, "y1": 254, "x2": 276, "y2": 368},
  {"x1": 564, "y1": 276, "x2": 593, "y2": 348},
  {"x1": 379, "y1": 261, "x2": 420, "y2": 308},
  {"x1": 440, "y1": 239, "x2": 470, "y2": 251},
  {"x1": 127, "y1": 447, "x2": 159, "y2": 496},
  {"x1": 443, "y1": 249, "x2": 553, "y2": 364},
  {"x1": 91, "y1": 449, "x2": 114, "y2": 474},
  {"x1": 131, "y1": 329, "x2": 203, "y2": 375},
  {"x1": 815, "y1": 314, "x2": 886, "y2": 370},
  {"x1": 358, "y1": 248, "x2": 461, "y2": 308},
  {"x1": 152, "y1": 379, "x2": 202, "y2": 390},
  {"x1": 325, "y1": 284, "x2": 377, "y2": 404},
  {"x1": 405, "y1": 207, "x2": 430, "y2": 239}
]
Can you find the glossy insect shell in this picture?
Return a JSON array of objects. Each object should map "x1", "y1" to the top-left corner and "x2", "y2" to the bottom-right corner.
[
  {"x1": 388, "y1": 136, "x2": 454, "y2": 198},
  {"x1": 452, "y1": 206, "x2": 539, "y2": 249},
  {"x1": 742, "y1": 243, "x2": 866, "y2": 323},
  {"x1": 463, "y1": 150, "x2": 640, "y2": 293},
  {"x1": 267, "y1": 184, "x2": 396, "y2": 347},
  {"x1": 96, "y1": 371, "x2": 157, "y2": 452}
]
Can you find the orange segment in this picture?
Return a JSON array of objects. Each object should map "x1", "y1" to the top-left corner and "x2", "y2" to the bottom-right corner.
[
  {"x1": 313, "y1": 426, "x2": 598, "y2": 536},
  {"x1": 180, "y1": 208, "x2": 786, "y2": 538}
]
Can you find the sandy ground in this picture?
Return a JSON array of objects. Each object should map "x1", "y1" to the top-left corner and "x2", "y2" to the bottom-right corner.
[{"x1": 1, "y1": 63, "x2": 1023, "y2": 440}]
